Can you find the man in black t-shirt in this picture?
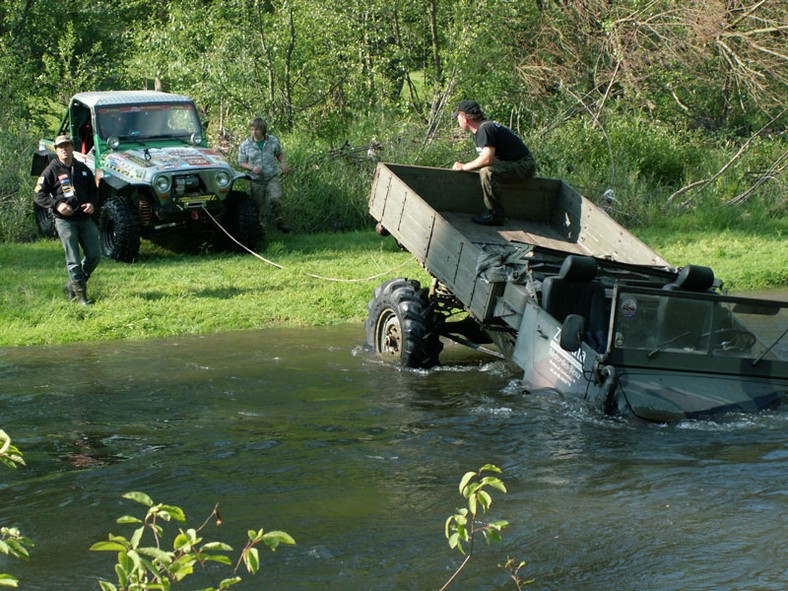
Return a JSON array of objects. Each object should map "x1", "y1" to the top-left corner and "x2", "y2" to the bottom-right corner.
[{"x1": 452, "y1": 100, "x2": 536, "y2": 225}]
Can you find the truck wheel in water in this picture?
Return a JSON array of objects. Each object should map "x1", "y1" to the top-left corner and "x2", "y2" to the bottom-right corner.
[
  {"x1": 99, "y1": 194, "x2": 141, "y2": 263},
  {"x1": 365, "y1": 278, "x2": 443, "y2": 368}
]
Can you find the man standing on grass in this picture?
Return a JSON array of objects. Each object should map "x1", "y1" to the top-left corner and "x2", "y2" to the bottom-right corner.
[
  {"x1": 238, "y1": 116, "x2": 292, "y2": 234},
  {"x1": 34, "y1": 135, "x2": 100, "y2": 305},
  {"x1": 451, "y1": 100, "x2": 536, "y2": 226}
]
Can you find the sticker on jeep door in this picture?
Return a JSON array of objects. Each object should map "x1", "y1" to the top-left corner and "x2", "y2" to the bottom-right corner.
[{"x1": 547, "y1": 327, "x2": 584, "y2": 386}]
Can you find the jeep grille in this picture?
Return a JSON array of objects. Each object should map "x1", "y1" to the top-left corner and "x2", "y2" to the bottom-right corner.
[{"x1": 174, "y1": 174, "x2": 202, "y2": 196}]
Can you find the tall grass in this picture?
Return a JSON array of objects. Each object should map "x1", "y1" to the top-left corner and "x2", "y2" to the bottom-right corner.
[
  {"x1": 4, "y1": 108, "x2": 783, "y2": 243},
  {"x1": 526, "y1": 114, "x2": 787, "y2": 228}
]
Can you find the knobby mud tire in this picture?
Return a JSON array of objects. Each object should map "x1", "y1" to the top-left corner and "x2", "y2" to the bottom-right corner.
[
  {"x1": 223, "y1": 191, "x2": 264, "y2": 251},
  {"x1": 34, "y1": 203, "x2": 57, "y2": 238},
  {"x1": 365, "y1": 278, "x2": 443, "y2": 369},
  {"x1": 99, "y1": 195, "x2": 141, "y2": 262}
]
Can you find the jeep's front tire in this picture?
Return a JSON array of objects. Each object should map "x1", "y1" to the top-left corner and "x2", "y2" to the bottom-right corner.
[
  {"x1": 223, "y1": 191, "x2": 264, "y2": 251},
  {"x1": 99, "y1": 195, "x2": 141, "y2": 262}
]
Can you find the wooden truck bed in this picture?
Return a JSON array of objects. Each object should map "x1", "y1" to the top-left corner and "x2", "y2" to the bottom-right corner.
[{"x1": 369, "y1": 163, "x2": 669, "y2": 324}]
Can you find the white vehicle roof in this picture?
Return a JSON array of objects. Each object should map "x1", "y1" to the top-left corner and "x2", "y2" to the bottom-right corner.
[{"x1": 69, "y1": 91, "x2": 195, "y2": 108}]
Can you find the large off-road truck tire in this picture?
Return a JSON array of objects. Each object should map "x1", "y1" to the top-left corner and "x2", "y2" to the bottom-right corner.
[
  {"x1": 365, "y1": 278, "x2": 443, "y2": 368},
  {"x1": 99, "y1": 194, "x2": 141, "y2": 262},
  {"x1": 222, "y1": 190, "x2": 264, "y2": 251}
]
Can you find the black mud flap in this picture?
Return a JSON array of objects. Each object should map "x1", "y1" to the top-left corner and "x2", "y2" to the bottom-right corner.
[{"x1": 31, "y1": 151, "x2": 52, "y2": 177}]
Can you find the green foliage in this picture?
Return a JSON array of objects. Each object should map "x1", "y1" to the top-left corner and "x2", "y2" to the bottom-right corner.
[
  {"x1": 499, "y1": 556, "x2": 534, "y2": 591},
  {"x1": 279, "y1": 137, "x2": 379, "y2": 233},
  {"x1": 0, "y1": 430, "x2": 34, "y2": 588},
  {"x1": 91, "y1": 492, "x2": 295, "y2": 591},
  {"x1": 1, "y1": 0, "x2": 785, "y2": 244},
  {"x1": 445, "y1": 464, "x2": 508, "y2": 556},
  {"x1": 0, "y1": 430, "x2": 25, "y2": 470},
  {"x1": 0, "y1": 111, "x2": 39, "y2": 243},
  {"x1": 440, "y1": 464, "x2": 510, "y2": 591}
]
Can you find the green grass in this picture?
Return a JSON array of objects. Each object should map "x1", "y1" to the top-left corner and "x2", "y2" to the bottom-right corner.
[
  {"x1": 1, "y1": 226, "x2": 784, "y2": 347},
  {"x1": 0, "y1": 232, "x2": 430, "y2": 347},
  {"x1": 635, "y1": 223, "x2": 787, "y2": 291}
]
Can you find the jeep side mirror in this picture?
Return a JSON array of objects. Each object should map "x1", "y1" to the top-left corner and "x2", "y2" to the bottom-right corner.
[{"x1": 560, "y1": 314, "x2": 585, "y2": 352}]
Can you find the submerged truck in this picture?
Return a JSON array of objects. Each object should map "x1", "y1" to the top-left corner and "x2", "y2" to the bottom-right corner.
[{"x1": 365, "y1": 163, "x2": 787, "y2": 422}]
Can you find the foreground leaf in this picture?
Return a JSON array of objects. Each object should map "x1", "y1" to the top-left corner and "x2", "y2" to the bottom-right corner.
[{"x1": 123, "y1": 492, "x2": 154, "y2": 507}]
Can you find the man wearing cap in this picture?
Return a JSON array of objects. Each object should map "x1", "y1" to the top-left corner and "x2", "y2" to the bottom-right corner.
[
  {"x1": 34, "y1": 135, "x2": 100, "y2": 305},
  {"x1": 451, "y1": 100, "x2": 536, "y2": 225}
]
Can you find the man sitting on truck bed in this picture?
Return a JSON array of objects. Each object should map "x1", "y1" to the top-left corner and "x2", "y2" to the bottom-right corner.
[{"x1": 451, "y1": 100, "x2": 536, "y2": 226}]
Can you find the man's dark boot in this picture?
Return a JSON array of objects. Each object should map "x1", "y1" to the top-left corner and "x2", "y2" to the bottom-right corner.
[
  {"x1": 471, "y1": 210, "x2": 505, "y2": 226},
  {"x1": 63, "y1": 282, "x2": 75, "y2": 301},
  {"x1": 71, "y1": 280, "x2": 90, "y2": 306},
  {"x1": 271, "y1": 200, "x2": 292, "y2": 233}
]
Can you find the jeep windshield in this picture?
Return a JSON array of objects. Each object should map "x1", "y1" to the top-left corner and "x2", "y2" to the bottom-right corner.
[
  {"x1": 96, "y1": 103, "x2": 202, "y2": 142},
  {"x1": 607, "y1": 285, "x2": 787, "y2": 376}
]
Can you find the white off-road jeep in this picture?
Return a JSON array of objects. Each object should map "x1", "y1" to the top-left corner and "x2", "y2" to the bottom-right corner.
[{"x1": 32, "y1": 91, "x2": 262, "y2": 261}]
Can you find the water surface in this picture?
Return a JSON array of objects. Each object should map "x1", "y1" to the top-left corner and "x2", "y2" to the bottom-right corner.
[{"x1": 1, "y1": 324, "x2": 785, "y2": 590}]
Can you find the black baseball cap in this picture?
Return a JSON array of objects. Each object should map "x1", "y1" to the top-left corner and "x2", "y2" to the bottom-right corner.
[{"x1": 452, "y1": 100, "x2": 484, "y2": 118}]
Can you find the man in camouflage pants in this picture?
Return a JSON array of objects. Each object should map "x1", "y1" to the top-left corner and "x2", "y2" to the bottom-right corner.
[{"x1": 238, "y1": 117, "x2": 291, "y2": 233}]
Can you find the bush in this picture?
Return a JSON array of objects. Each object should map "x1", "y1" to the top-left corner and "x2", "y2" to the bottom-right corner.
[
  {"x1": 0, "y1": 116, "x2": 39, "y2": 243},
  {"x1": 3, "y1": 106, "x2": 785, "y2": 244}
]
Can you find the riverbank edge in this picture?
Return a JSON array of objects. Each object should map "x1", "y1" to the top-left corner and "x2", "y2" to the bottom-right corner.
[{"x1": 0, "y1": 227, "x2": 785, "y2": 348}]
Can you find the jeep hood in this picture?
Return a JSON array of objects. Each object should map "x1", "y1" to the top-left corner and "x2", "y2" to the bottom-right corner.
[{"x1": 102, "y1": 146, "x2": 234, "y2": 183}]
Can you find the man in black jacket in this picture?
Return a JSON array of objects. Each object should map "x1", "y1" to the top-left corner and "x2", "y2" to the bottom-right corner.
[{"x1": 34, "y1": 135, "x2": 100, "y2": 305}]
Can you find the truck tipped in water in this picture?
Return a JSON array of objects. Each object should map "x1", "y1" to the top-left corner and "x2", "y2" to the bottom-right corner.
[{"x1": 365, "y1": 163, "x2": 786, "y2": 422}]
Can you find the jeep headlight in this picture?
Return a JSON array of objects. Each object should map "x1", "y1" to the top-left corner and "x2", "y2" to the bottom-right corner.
[
  {"x1": 215, "y1": 171, "x2": 231, "y2": 189},
  {"x1": 154, "y1": 175, "x2": 171, "y2": 193}
]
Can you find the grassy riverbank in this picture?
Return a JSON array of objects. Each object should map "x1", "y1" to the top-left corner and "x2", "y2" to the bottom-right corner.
[{"x1": 0, "y1": 226, "x2": 785, "y2": 348}]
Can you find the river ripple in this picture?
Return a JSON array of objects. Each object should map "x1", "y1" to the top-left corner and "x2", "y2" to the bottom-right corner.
[{"x1": 1, "y1": 322, "x2": 785, "y2": 591}]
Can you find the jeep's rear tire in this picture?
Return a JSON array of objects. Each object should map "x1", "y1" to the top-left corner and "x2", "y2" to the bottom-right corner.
[
  {"x1": 34, "y1": 203, "x2": 57, "y2": 238},
  {"x1": 99, "y1": 195, "x2": 141, "y2": 262},
  {"x1": 223, "y1": 191, "x2": 264, "y2": 251},
  {"x1": 365, "y1": 278, "x2": 443, "y2": 368}
]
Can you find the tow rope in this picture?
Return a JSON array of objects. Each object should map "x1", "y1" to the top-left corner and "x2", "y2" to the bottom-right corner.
[{"x1": 201, "y1": 206, "x2": 416, "y2": 283}]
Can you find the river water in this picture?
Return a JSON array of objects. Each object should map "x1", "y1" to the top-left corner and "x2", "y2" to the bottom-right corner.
[{"x1": 1, "y1": 322, "x2": 786, "y2": 591}]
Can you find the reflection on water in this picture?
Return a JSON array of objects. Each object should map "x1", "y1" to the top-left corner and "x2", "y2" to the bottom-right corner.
[{"x1": 0, "y1": 322, "x2": 786, "y2": 591}]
